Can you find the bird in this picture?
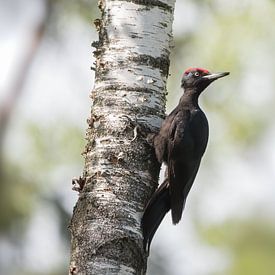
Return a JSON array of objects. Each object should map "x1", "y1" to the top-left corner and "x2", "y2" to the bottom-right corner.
[{"x1": 141, "y1": 67, "x2": 229, "y2": 252}]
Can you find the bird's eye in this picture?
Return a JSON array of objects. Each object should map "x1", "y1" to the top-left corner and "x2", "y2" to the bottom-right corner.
[{"x1": 194, "y1": 72, "x2": 200, "y2": 77}]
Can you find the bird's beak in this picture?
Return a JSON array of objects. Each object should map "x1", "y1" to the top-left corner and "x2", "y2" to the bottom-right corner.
[{"x1": 202, "y1": 72, "x2": 230, "y2": 81}]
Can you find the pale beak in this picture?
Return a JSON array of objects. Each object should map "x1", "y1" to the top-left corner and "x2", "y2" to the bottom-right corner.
[{"x1": 202, "y1": 72, "x2": 230, "y2": 81}]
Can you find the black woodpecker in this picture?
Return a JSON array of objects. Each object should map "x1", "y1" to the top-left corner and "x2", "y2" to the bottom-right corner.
[{"x1": 141, "y1": 67, "x2": 229, "y2": 252}]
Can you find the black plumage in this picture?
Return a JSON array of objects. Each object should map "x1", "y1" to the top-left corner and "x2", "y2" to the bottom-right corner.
[{"x1": 142, "y1": 68, "x2": 229, "y2": 252}]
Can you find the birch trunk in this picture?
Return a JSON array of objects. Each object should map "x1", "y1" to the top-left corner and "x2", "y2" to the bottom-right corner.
[{"x1": 69, "y1": 0, "x2": 175, "y2": 274}]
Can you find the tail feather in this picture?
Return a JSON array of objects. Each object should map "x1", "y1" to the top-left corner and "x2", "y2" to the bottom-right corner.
[{"x1": 141, "y1": 179, "x2": 170, "y2": 252}]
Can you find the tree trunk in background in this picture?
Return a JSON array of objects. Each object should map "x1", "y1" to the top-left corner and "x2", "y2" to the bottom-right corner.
[
  {"x1": 69, "y1": 0, "x2": 175, "y2": 274},
  {"x1": 0, "y1": 0, "x2": 51, "y2": 172}
]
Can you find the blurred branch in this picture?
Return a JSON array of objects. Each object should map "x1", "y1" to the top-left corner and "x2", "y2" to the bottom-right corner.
[{"x1": 0, "y1": 0, "x2": 52, "y2": 170}]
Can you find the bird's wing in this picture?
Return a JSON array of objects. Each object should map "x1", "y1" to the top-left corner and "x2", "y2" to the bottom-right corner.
[
  {"x1": 167, "y1": 110, "x2": 201, "y2": 224},
  {"x1": 154, "y1": 109, "x2": 179, "y2": 163}
]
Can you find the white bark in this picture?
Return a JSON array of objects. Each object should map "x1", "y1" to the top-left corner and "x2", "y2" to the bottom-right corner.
[{"x1": 69, "y1": 0, "x2": 175, "y2": 274}]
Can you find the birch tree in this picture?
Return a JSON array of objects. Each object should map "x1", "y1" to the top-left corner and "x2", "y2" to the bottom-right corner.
[{"x1": 69, "y1": 0, "x2": 176, "y2": 274}]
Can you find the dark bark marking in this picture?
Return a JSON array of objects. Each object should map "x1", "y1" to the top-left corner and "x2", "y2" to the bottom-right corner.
[{"x1": 126, "y1": 0, "x2": 173, "y2": 12}]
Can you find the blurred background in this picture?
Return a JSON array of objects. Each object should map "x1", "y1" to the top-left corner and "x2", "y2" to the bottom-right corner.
[{"x1": 1, "y1": 0, "x2": 275, "y2": 274}]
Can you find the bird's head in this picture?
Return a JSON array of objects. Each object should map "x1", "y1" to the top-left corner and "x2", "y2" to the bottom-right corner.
[{"x1": 181, "y1": 67, "x2": 230, "y2": 93}]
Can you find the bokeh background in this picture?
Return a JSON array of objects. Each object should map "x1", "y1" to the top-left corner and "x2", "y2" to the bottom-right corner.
[{"x1": 1, "y1": 0, "x2": 275, "y2": 274}]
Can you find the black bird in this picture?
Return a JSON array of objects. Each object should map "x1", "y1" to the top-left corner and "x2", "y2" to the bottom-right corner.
[{"x1": 142, "y1": 67, "x2": 229, "y2": 252}]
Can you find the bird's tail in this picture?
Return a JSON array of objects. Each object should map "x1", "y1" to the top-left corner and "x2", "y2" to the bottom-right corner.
[{"x1": 141, "y1": 179, "x2": 170, "y2": 252}]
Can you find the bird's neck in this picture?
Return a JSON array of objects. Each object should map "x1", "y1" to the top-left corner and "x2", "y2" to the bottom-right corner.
[{"x1": 179, "y1": 88, "x2": 200, "y2": 108}]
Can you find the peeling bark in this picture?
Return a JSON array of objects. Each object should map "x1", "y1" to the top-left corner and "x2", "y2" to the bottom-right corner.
[{"x1": 69, "y1": 0, "x2": 175, "y2": 274}]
